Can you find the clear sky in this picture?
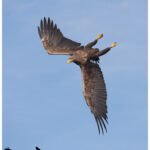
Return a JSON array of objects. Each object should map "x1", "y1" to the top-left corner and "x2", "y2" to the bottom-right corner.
[{"x1": 3, "y1": 0, "x2": 147, "y2": 150}]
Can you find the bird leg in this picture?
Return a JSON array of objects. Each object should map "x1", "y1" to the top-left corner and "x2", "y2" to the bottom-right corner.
[
  {"x1": 96, "y1": 42, "x2": 117, "y2": 57},
  {"x1": 85, "y1": 33, "x2": 103, "y2": 48}
]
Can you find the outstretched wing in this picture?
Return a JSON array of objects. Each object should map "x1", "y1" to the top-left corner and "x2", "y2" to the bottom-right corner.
[
  {"x1": 38, "y1": 17, "x2": 81, "y2": 55},
  {"x1": 81, "y1": 62, "x2": 108, "y2": 134}
]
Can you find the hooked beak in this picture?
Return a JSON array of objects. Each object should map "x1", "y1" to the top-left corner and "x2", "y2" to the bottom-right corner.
[{"x1": 67, "y1": 58, "x2": 73, "y2": 64}]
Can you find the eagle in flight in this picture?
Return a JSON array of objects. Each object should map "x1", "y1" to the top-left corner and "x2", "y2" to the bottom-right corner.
[{"x1": 38, "y1": 17, "x2": 117, "y2": 134}]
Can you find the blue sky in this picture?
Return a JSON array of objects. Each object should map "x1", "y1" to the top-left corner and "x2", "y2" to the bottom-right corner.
[{"x1": 3, "y1": 0, "x2": 147, "y2": 150}]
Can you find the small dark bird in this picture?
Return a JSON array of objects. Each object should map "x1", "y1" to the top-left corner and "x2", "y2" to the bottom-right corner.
[
  {"x1": 35, "y1": 146, "x2": 40, "y2": 150},
  {"x1": 5, "y1": 148, "x2": 11, "y2": 150},
  {"x1": 38, "y1": 17, "x2": 117, "y2": 134}
]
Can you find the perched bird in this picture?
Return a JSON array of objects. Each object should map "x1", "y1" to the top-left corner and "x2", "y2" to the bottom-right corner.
[{"x1": 38, "y1": 17, "x2": 117, "y2": 134}]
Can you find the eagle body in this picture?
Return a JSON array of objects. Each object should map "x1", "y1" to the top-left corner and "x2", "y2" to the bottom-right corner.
[
  {"x1": 68, "y1": 48, "x2": 99, "y2": 65},
  {"x1": 38, "y1": 17, "x2": 116, "y2": 134}
]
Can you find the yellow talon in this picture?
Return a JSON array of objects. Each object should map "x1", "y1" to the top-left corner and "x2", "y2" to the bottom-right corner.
[
  {"x1": 111, "y1": 42, "x2": 117, "y2": 48},
  {"x1": 97, "y1": 33, "x2": 103, "y2": 40}
]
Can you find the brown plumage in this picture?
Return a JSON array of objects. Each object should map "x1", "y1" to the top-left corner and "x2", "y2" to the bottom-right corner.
[{"x1": 38, "y1": 17, "x2": 117, "y2": 134}]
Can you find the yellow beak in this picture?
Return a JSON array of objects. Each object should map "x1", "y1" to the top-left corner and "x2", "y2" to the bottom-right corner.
[{"x1": 67, "y1": 58, "x2": 73, "y2": 64}]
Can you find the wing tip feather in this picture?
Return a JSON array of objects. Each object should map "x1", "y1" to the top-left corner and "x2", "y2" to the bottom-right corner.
[
  {"x1": 37, "y1": 26, "x2": 41, "y2": 38},
  {"x1": 95, "y1": 116, "x2": 108, "y2": 135}
]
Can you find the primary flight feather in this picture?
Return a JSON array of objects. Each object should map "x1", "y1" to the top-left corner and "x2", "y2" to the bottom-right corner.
[{"x1": 38, "y1": 17, "x2": 117, "y2": 134}]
